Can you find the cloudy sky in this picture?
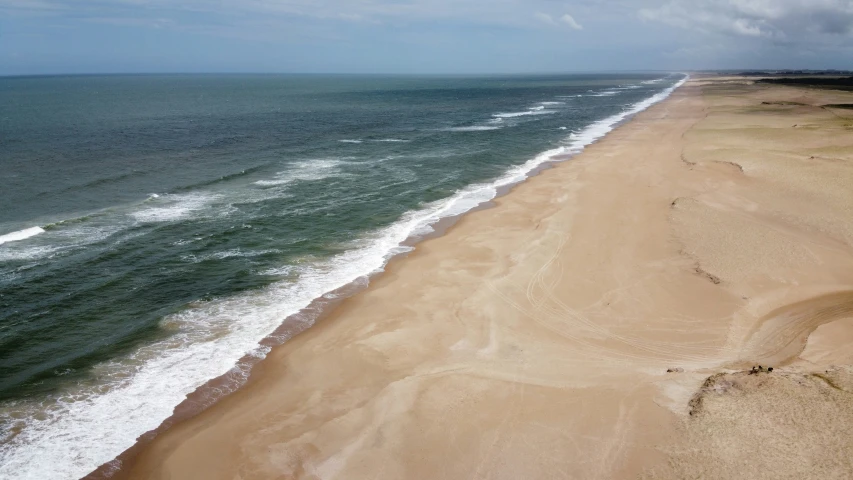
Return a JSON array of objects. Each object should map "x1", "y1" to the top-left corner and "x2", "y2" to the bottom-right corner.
[{"x1": 2, "y1": 0, "x2": 852, "y2": 75}]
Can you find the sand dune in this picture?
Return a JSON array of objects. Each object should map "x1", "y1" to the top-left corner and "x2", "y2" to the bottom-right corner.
[
  {"x1": 105, "y1": 78, "x2": 853, "y2": 479},
  {"x1": 649, "y1": 365, "x2": 853, "y2": 480}
]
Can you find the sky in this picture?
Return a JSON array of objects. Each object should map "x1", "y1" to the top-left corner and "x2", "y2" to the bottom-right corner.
[{"x1": 1, "y1": 0, "x2": 852, "y2": 75}]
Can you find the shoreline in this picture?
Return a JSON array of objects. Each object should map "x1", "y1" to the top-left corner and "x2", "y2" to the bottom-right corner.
[
  {"x1": 106, "y1": 79, "x2": 705, "y2": 479},
  {"x1": 102, "y1": 76, "x2": 853, "y2": 479},
  {"x1": 83, "y1": 77, "x2": 689, "y2": 480}
]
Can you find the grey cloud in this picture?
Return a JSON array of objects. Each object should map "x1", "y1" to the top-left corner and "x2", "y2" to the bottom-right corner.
[{"x1": 639, "y1": 0, "x2": 853, "y2": 40}]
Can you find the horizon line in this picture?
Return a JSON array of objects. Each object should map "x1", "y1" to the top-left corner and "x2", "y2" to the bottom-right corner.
[{"x1": 3, "y1": 68, "x2": 849, "y2": 79}]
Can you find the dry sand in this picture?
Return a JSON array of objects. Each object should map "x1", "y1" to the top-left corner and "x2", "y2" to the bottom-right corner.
[{"x1": 110, "y1": 77, "x2": 853, "y2": 479}]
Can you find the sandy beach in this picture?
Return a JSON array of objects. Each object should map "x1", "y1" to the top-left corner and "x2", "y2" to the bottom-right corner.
[{"x1": 109, "y1": 77, "x2": 853, "y2": 479}]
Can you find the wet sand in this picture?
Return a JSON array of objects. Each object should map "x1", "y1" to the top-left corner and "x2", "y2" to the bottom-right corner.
[{"x1": 111, "y1": 78, "x2": 853, "y2": 479}]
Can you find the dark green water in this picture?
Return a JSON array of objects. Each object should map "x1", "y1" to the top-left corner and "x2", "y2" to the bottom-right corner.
[{"x1": 0, "y1": 73, "x2": 683, "y2": 478}]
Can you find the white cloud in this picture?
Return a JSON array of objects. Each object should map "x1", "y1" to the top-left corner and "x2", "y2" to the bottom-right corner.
[
  {"x1": 534, "y1": 12, "x2": 556, "y2": 25},
  {"x1": 560, "y1": 13, "x2": 583, "y2": 30},
  {"x1": 535, "y1": 11, "x2": 583, "y2": 30}
]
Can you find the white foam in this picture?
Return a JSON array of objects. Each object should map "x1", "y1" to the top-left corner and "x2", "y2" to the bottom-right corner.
[
  {"x1": 1, "y1": 180, "x2": 287, "y2": 265},
  {"x1": 592, "y1": 90, "x2": 619, "y2": 97},
  {"x1": 130, "y1": 193, "x2": 218, "y2": 223},
  {"x1": 0, "y1": 227, "x2": 45, "y2": 246},
  {"x1": 457, "y1": 103, "x2": 560, "y2": 129},
  {"x1": 642, "y1": 78, "x2": 665, "y2": 84},
  {"x1": 254, "y1": 159, "x2": 349, "y2": 187},
  {"x1": 0, "y1": 225, "x2": 123, "y2": 262},
  {"x1": 258, "y1": 265, "x2": 296, "y2": 276},
  {"x1": 492, "y1": 109, "x2": 556, "y2": 119},
  {"x1": 0, "y1": 75, "x2": 688, "y2": 480},
  {"x1": 182, "y1": 249, "x2": 280, "y2": 263},
  {"x1": 339, "y1": 139, "x2": 363, "y2": 144},
  {"x1": 444, "y1": 126, "x2": 503, "y2": 132},
  {"x1": 0, "y1": 245, "x2": 63, "y2": 263}
]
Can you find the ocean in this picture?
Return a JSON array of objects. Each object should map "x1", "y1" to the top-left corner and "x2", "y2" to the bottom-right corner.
[{"x1": 0, "y1": 73, "x2": 685, "y2": 479}]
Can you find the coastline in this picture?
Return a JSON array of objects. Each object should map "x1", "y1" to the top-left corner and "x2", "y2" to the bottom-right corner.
[
  {"x1": 2, "y1": 76, "x2": 687, "y2": 480},
  {"x1": 72, "y1": 78, "x2": 689, "y2": 479},
  {"x1": 104, "y1": 77, "x2": 853, "y2": 479}
]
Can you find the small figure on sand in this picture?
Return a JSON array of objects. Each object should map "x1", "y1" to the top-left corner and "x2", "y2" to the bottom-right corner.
[{"x1": 749, "y1": 365, "x2": 773, "y2": 374}]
